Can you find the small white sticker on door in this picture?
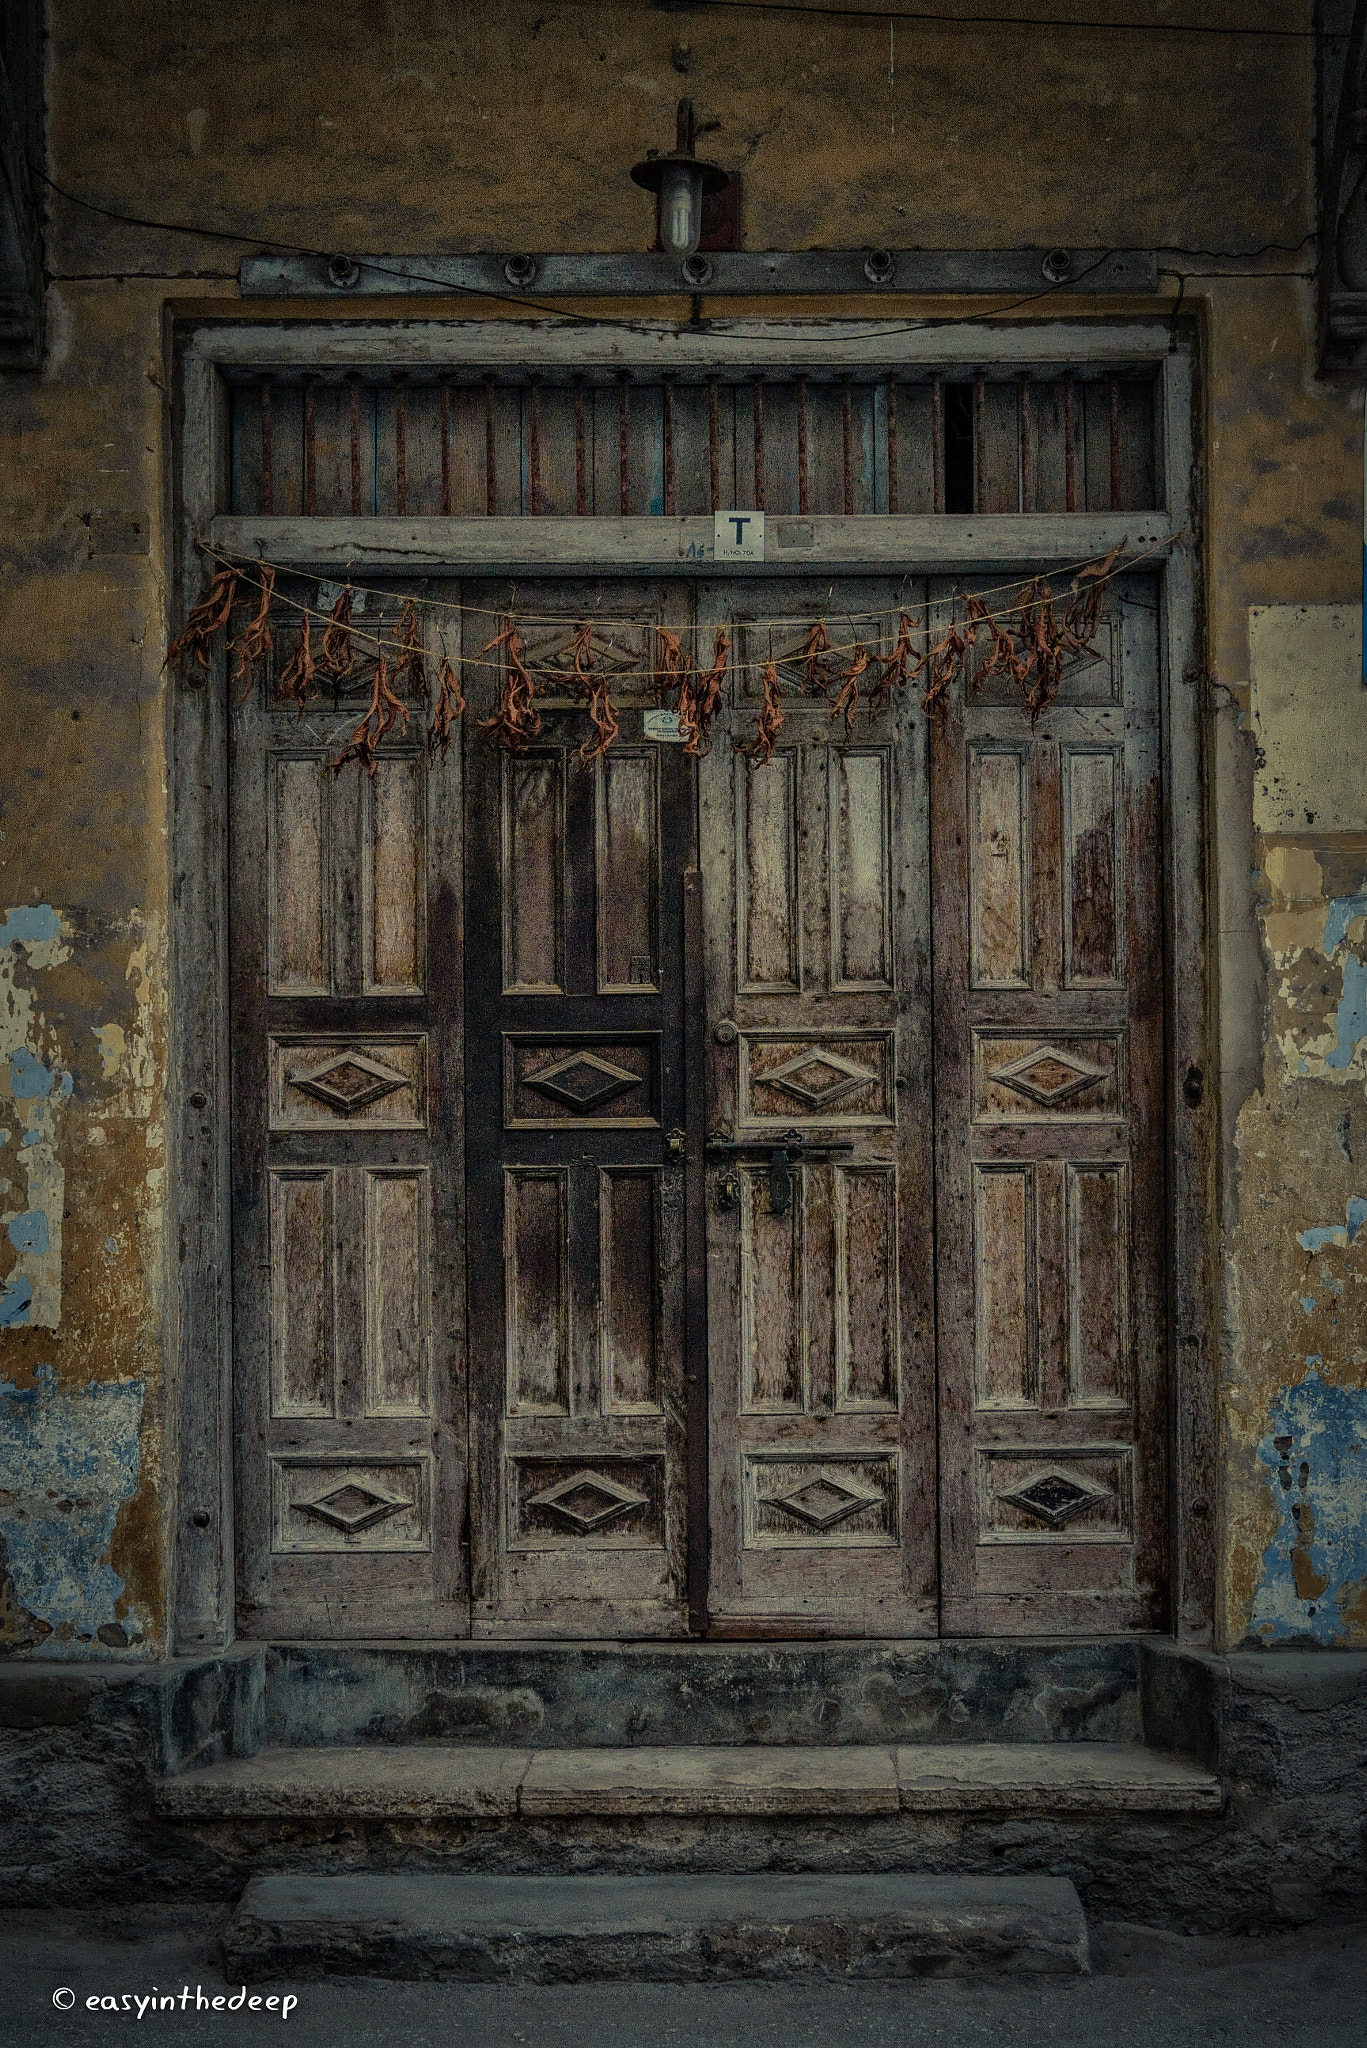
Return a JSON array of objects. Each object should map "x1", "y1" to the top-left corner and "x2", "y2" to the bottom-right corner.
[
  {"x1": 714, "y1": 510, "x2": 765, "y2": 560},
  {"x1": 643, "y1": 709, "x2": 686, "y2": 742}
]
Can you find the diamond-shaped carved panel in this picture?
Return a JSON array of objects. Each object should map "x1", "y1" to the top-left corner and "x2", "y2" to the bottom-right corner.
[
  {"x1": 768, "y1": 1470, "x2": 884, "y2": 1530},
  {"x1": 525, "y1": 1052, "x2": 640, "y2": 1114},
  {"x1": 747, "y1": 1456, "x2": 897, "y2": 1548},
  {"x1": 297, "y1": 1478, "x2": 411, "y2": 1533},
  {"x1": 273, "y1": 1459, "x2": 430, "y2": 1553},
  {"x1": 290, "y1": 1052, "x2": 408, "y2": 1114},
  {"x1": 271, "y1": 1037, "x2": 426, "y2": 1130},
  {"x1": 527, "y1": 1468, "x2": 650, "y2": 1532},
  {"x1": 508, "y1": 1038, "x2": 658, "y2": 1128},
  {"x1": 745, "y1": 1035, "x2": 893, "y2": 1127},
  {"x1": 991, "y1": 1045, "x2": 1108, "y2": 1108},
  {"x1": 761, "y1": 1047, "x2": 879, "y2": 1111},
  {"x1": 995, "y1": 1466, "x2": 1114, "y2": 1529},
  {"x1": 512, "y1": 1458, "x2": 663, "y2": 1549}
]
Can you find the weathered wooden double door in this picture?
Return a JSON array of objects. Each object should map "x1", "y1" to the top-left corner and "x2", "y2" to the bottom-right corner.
[{"x1": 231, "y1": 572, "x2": 1166, "y2": 1640}]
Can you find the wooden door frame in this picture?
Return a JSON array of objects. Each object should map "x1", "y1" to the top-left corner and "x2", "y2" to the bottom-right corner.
[{"x1": 168, "y1": 311, "x2": 1211, "y2": 1651}]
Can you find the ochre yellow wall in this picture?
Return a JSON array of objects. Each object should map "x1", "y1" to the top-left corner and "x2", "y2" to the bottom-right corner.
[{"x1": 2, "y1": 0, "x2": 1360, "y2": 1654}]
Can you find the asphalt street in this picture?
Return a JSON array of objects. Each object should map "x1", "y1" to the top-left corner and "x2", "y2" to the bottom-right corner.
[{"x1": 1, "y1": 1906, "x2": 1363, "y2": 2048}]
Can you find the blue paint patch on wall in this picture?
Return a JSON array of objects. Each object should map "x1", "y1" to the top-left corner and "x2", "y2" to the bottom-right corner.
[
  {"x1": 9, "y1": 1046, "x2": 56, "y2": 1100},
  {"x1": 1297, "y1": 1197, "x2": 1367, "y2": 1253},
  {"x1": 1324, "y1": 889, "x2": 1367, "y2": 955},
  {"x1": 1326, "y1": 956, "x2": 1367, "y2": 1068},
  {"x1": 6, "y1": 1210, "x2": 48, "y2": 1256},
  {"x1": 0, "y1": 1275, "x2": 33, "y2": 1326},
  {"x1": 0, "y1": 1364, "x2": 145, "y2": 1653},
  {"x1": 1251, "y1": 1370, "x2": 1367, "y2": 1644},
  {"x1": 0, "y1": 905, "x2": 61, "y2": 950}
]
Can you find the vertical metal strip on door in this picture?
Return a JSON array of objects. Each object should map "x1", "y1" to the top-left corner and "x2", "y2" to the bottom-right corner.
[{"x1": 230, "y1": 585, "x2": 468, "y2": 1637}]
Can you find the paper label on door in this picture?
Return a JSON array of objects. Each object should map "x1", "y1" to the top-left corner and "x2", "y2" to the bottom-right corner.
[
  {"x1": 643, "y1": 709, "x2": 686, "y2": 742},
  {"x1": 714, "y1": 510, "x2": 765, "y2": 560}
]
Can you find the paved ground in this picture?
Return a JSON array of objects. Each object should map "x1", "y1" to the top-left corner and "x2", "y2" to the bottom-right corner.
[{"x1": 1, "y1": 1905, "x2": 1363, "y2": 2047}]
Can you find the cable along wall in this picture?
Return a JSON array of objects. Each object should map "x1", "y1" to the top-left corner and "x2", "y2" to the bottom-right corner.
[{"x1": 227, "y1": 365, "x2": 1160, "y2": 522}]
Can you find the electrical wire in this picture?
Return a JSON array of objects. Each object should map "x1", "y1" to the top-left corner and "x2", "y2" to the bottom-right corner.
[
  {"x1": 597, "y1": 0, "x2": 1332, "y2": 39},
  {"x1": 38, "y1": 171, "x2": 1313, "y2": 347}
]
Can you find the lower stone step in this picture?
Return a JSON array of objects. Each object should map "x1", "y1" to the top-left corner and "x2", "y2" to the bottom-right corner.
[
  {"x1": 223, "y1": 1871, "x2": 1090, "y2": 1982},
  {"x1": 156, "y1": 1740, "x2": 1220, "y2": 1820}
]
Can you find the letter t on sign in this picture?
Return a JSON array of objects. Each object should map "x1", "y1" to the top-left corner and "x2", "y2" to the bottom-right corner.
[{"x1": 715, "y1": 510, "x2": 765, "y2": 561}]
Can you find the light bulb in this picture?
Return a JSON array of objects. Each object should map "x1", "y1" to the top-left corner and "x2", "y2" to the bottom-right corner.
[{"x1": 660, "y1": 160, "x2": 704, "y2": 259}]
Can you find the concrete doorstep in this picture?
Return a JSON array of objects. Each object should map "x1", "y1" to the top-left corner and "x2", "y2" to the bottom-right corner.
[
  {"x1": 155, "y1": 1741, "x2": 1220, "y2": 1820},
  {"x1": 222, "y1": 1872, "x2": 1091, "y2": 1983}
]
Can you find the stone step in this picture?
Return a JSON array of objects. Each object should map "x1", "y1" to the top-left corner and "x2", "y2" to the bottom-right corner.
[
  {"x1": 156, "y1": 1739, "x2": 1220, "y2": 1820},
  {"x1": 222, "y1": 1870, "x2": 1091, "y2": 1982}
]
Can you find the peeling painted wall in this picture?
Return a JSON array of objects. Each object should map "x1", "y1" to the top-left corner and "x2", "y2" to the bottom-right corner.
[{"x1": 0, "y1": 0, "x2": 1362, "y2": 1656}]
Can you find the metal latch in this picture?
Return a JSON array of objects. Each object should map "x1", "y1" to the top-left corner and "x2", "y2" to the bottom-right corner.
[{"x1": 705, "y1": 1128, "x2": 855, "y2": 1216}]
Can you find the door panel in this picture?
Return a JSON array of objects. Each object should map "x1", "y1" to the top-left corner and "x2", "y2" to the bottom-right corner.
[
  {"x1": 932, "y1": 573, "x2": 1167, "y2": 1634},
  {"x1": 231, "y1": 585, "x2": 467, "y2": 1637},
  {"x1": 698, "y1": 577, "x2": 937, "y2": 1637},
  {"x1": 464, "y1": 579, "x2": 695, "y2": 1637}
]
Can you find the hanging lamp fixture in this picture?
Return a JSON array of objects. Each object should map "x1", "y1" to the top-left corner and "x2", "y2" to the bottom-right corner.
[{"x1": 631, "y1": 98, "x2": 729, "y2": 269}]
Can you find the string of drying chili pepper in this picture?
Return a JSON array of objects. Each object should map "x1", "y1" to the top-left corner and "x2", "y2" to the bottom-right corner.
[{"x1": 193, "y1": 534, "x2": 1179, "y2": 646}]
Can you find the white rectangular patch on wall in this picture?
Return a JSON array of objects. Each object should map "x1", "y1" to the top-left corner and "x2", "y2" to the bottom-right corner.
[
  {"x1": 643, "y1": 709, "x2": 686, "y2": 742},
  {"x1": 715, "y1": 510, "x2": 765, "y2": 560}
]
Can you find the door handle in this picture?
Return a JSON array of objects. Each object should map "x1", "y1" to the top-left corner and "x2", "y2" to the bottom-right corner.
[{"x1": 705, "y1": 1128, "x2": 855, "y2": 1216}]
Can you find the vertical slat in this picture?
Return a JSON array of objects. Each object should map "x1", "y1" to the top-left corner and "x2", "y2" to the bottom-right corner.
[
  {"x1": 484, "y1": 375, "x2": 497, "y2": 517},
  {"x1": 708, "y1": 377, "x2": 720, "y2": 512},
  {"x1": 1064, "y1": 369, "x2": 1077, "y2": 512},
  {"x1": 752, "y1": 378, "x2": 766, "y2": 513},
  {"x1": 972, "y1": 375, "x2": 985, "y2": 514},
  {"x1": 1109, "y1": 374, "x2": 1121, "y2": 511},
  {"x1": 931, "y1": 374, "x2": 944, "y2": 514},
  {"x1": 886, "y1": 379, "x2": 899, "y2": 515},
  {"x1": 394, "y1": 376, "x2": 407, "y2": 516},
  {"x1": 528, "y1": 375, "x2": 542, "y2": 516},
  {"x1": 574, "y1": 377, "x2": 587, "y2": 515},
  {"x1": 260, "y1": 374, "x2": 274, "y2": 516},
  {"x1": 797, "y1": 374, "x2": 810, "y2": 514},
  {"x1": 348, "y1": 375, "x2": 361, "y2": 516},
  {"x1": 1019, "y1": 376, "x2": 1034, "y2": 515},
  {"x1": 619, "y1": 372, "x2": 631, "y2": 516},
  {"x1": 663, "y1": 378, "x2": 676, "y2": 516},
  {"x1": 841, "y1": 375, "x2": 854, "y2": 515},
  {"x1": 303, "y1": 380, "x2": 317, "y2": 516},
  {"x1": 439, "y1": 382, "x2": 452, "y2": 515}
]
